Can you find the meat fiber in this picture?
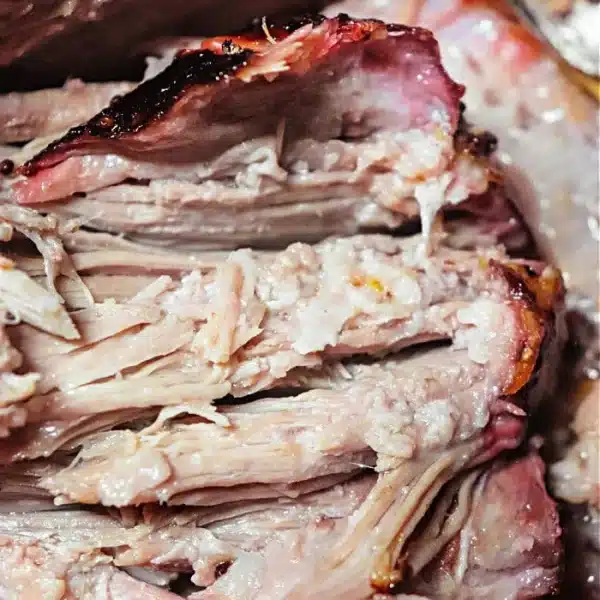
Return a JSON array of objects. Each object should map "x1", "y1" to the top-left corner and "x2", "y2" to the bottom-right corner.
[
  {"x1": 0, "y1": 453, "x2": 560, "y2": 599},
  {"x1": 29, "y1": 233, "x2": 564, "y2": 507},
  {"x1": 0, "y1": 250, "x2": 80, "y2": 439},
  {"x1": 2, "y1": 15, "x2": 498, "y2": 250},
  {"x1": 0, "y1": 233, "x2": 563, "y2": 463},
  {"x1": 38, "y1": 347, "x2": 523, "y2": 506},
  {"x1": 0, "y1": 8, "x2": 576, "y2": 600}
]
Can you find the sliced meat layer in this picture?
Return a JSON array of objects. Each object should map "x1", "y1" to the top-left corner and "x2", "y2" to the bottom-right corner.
[
  {"x1": 0, "y1": 80, "x2": 135, "y2": 144},
  {"x1": 4, "y1": 14, "x2": 495, "y2": 249},
  {"x1": 0, "y1": 540, "x2": 180, "y2": 600},
  {"x1": 0, "y1": 234, "x2": 563, "y2": 462},
  {"x1": 0, "y1": 453, "x2": 559, "y2": 599},
  {"x1": 40, "y1": 342, "x2": 524, "y2": 506},
  {"x1": 40, "y1": 241, "x2": 563, "y2": 507},
  {"x1": 327, "y1": 0, "x2": 599, "y2": 303},
  {"x1": 186, "y1": 453, "x2": 560, "y2": 599},
  {"x1": 0, "y1": 476, "x2": 372, "y2": 592}
]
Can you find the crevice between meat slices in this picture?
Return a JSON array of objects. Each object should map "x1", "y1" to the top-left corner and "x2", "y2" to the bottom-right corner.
[
  {"x1": 0, "y1": 234, "x2": 561, "y2": 460},
  {"x1": 0, "y1": 452, "x2": 561, "y2": 600},
  {"x1": 3, "y1": 14, "x2": 496, "y2": 250}
]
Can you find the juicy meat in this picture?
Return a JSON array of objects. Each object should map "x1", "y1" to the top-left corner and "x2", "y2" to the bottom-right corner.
[
  {"x1": 36, "y1": 236, "x2": 564, "y2": 506},
  {"x1": 0, "y1": 80, "x2": 136, "y2": 144},
  {"x1": 0, "y1": 234, "x2": 563, "y2": 463},
  {"x1": 3, "y1": 15, "x2": 496, "y2": 249},
  {"x1": 420, "y1": 0, "x2": 600, "y2": 304},
  {"x1": 407, "y1": 453, "x2": 562, "y2": 599},
  {"x1": 0, "y1": 540, "x2": 181, "y2": 600},
  {"x1": 326, "y1": 0, "x2": 599, "y2": 304},
  {"x1": 39, "y1": 344, "x2": 526, "y2": 505},
  {"x1": 0, "y1": 301, "x2": 38, "y2": 439},
  {"x1": 0, "y1": 453, "x2": 559, "y2": 599},
  {"x1": 0, "y1": 476, "x2": 373, "y2": 591}
]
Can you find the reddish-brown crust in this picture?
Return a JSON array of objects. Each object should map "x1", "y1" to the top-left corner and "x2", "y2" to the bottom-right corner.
[
  {"x1": 488, "y1": 260, "x2": 564, "y2": 395},
  {"x1": 454, "y1": 103, "x2": 498, "y2": 157},
  {"x1": 17, "y1": 14, "x2": 461, "y2": 177}
]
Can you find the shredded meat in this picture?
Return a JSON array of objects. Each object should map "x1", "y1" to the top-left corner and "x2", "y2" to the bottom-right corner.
[{"x1": 0, "y1": 7, "x2": 581, "y2": 599}]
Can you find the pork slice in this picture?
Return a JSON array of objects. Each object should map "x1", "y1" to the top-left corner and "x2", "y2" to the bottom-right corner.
[
  {"x1": 4, "y1": 15, "x2": 495, "y2": 250},
  {"x1": 186, "y1": 450, "x2": 555, "y2": 600},
  {"x1": 0, "y1": 537, "x2": 180, "y2": 600},
  {"x1": 0, "y1": 256, "x2": 55, "y2": 438},
  {"x1": 0, "y1": 458, "x2": 59, "y2": 512},
  {"x1": 40, "y1": 328, "x2": 529, "y2": 506},
  {"x1": 0, "y1": 203, "x2": 92, "y2": 305},
  {"x1": 0, "y1": 254, "x2": 78, "y2": 340},
  {"x1": 13, "y1": 234, "x2": 563, "y2": 405},
  {"x1": 0, "y1": 319, "x2": 39, "y2": 438},
  {"x1": 327, "y1": 0, "x2": 599, "y2": 305},
  {"x1": 416, "y1": 0, "x2": 599, "y2": 304},
  {"x1": 1, "y1": 234, "x2": 562, "y2": 461},
  {"x1": 0, "y1": 80, "x2": 136, "y2": 143},
  {"x1": 0, "y1": 454, "x2": 559, "y2": 599},
  {"x1": 168, "y1": 471, "x2": 364, "y2": 507},
  {"x1": 0, "y1": 408, "x2": 158, "y2": 463},
  {"x1": 0, "y1": 475, "x2": 373, "y2": 596}
]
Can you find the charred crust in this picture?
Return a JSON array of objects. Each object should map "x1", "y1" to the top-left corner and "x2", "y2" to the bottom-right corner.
[
  {"x1": 18, "y1": 14, "x2": 456, "y2": 176},
  {"x1": 214, "y1": 560, "x2": 232, "y2": 578},
  {"x1": 221, "y1": 39, "x2": 244, "y2": 55},
  {"x1": 454, "y1": 113, "x2": 498, "y2": 158},
  {"x1": 492, "y1": 261, "x2": 539, "y2": 308},
  {"x1": 19, "y1": 49, "x2": 253, "y2": 175},
  {"x1": 370, "y1": 568, "x2": 405, "y2": 595},
  {"x1": 489, "y1": 260, "x2": 564, "y2": 395}
]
